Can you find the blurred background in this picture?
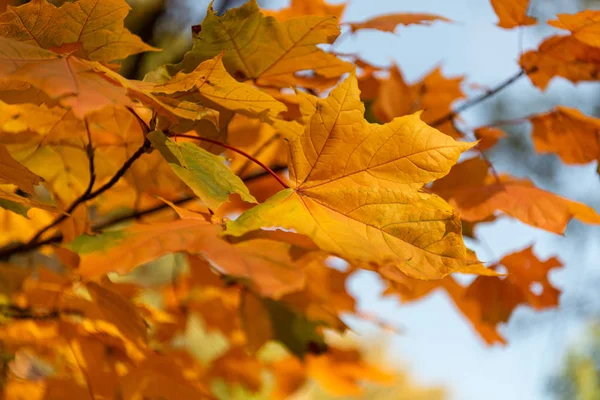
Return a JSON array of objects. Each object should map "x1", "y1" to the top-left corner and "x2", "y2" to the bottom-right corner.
[{"x1": 7, "y1": 0, "x2": 600, "y2": 398}]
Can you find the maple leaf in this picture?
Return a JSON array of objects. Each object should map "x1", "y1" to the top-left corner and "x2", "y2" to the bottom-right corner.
[
  {"x1": 373, "y1": 64, "x2": 465, "y2": 138},
  {"x1": 530, "y1": 106, "x2": 600, "y2": 165},
  {"x1": 474, "y1": 126, "x2": 506, "y2": 151},
  {"x1": 489, "y1": 0, "x2": 536, "y2": 29},
  {"x1": 0, "y1": 38, "x2": 131, "y2": 118},
  {"x1": 0, "y1": 145, "x2": 42, "y2": 194},
  {"x1": 347, "y1": 12, "x2": 450, "y2": 33},
  {"x1": 265, "y1": 0, "x2": 346, "y2": 20},
  {"x1": 148, "y1": 130, "x2": 256, "y2": 210},
  {"x1": 71, "y1": 208, "x2": 318, "y2": 298},
  {"x1": 0, "y1": 0, "x2": 157, "y2": 62},
  {"x1": 150, "y1": 53, "x2": 287, "y2": 121},
  {"x1": 226, "y1": 73, "x2": 476, "y2": 279},
  {"x1": 163, "y1": 0, "x2": 351, "y2": 88},
  {"x1": 520, "y1": 35, "x2": 600, "y2": 90},
  {"x1": 383, "y1": 246, "x2": 561, "y2": 345},
  {"x1": 0, "y1": 106, "x2": 146, "y2": 205},
  {"x1": 549, "y1": 10, "x2": 600, "y2": 48},
  {"x1": 432, "y1": 157, "x2": 600, "y2": 234}
]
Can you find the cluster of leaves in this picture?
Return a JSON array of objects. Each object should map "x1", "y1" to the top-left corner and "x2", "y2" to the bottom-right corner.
[{"x1": 0, "y1": 0, "x2": 599, "y2": 398}]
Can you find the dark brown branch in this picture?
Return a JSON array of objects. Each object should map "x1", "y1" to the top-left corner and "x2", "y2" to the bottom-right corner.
[
  {"x1": 0, "y1": 165, "x2": 288, "y2": 260},
  {"x1": 26, "y1": 120, "x2": 97, "y2": 245},
  {"x1": 87, "y1": 139, "x2": 151, "y2": 199},
  {"x1": 430, "y1": 69, "x2": 527, "y2": 128},
  {"x1": 0, "y1": 304, "x2": 83, "y2": 320}
]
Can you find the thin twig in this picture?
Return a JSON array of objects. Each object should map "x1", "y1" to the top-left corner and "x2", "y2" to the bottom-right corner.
[
  {"x1": 430, "y1": 69, "x2": 527, "y2": 128},
  {"x1": 169, "y1": 133, "x2": 290, "y2": 189},
  {"x1": 25, "y1": 109, "x2": 153, "y2": 248},
  {"x1": 87, "y1": 140, "x2": 151, "y2": 199}
]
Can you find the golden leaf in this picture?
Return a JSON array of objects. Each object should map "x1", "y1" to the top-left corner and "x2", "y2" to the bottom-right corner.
[
  {"x1": 226, "y1": 73, "x2": 476, "y2": 279},
  {"x1": 151, "y1": 53, "x2": 287, "y2": 121},
  {"x1": 166, "y1": 0, "x2": 351, "y2": 88},
  {"x1": 0, "y1": 0, "x2": 157, "y2": 62}
]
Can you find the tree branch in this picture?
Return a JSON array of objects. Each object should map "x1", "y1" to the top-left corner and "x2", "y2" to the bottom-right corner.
[
  {"x1": 430, "y1": 69, "x2": 527, "y2": 128},
  {"x1": 0, "y1": 165, "x2": 288, "y2": 260},
  {"x1": 26, "y1": 120, "x2": 97, "y2": 245}
]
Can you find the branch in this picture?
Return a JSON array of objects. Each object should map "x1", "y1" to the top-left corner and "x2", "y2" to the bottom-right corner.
[
  {"x1": 24, "y1": 109, "x2": 153, "y2": 248},
  {"x1": 169, "y1": 133, "x2": 290, "y2": 189},
  {"x1": 26, "y1": 120, "x2": 97, "y2": 245},
  {"x1": 0, "y1": 165, "x2": 288, "y2": 260},
  {"x1": 430, "y1": 69, "x2": 527, "y2": 128},
  {"x1": 0, "y1": 304, "x2": 82, "y2": 320}
]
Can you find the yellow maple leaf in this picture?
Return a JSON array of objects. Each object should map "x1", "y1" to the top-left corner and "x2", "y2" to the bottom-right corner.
[
  {"x1": 151, "y1": 53, "x2": 287, "y2": 121},
  {"x1": 165, "y1": 0, "x2": 351, "y2": 88},
  {"x1": 226, "y1": 73, "x2": 476, "y2": 279},
  {"x1": 0, "y1": 0, "x2": 157, "y2": 62}
]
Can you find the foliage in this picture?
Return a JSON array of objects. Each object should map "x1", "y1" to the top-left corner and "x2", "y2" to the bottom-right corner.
[
  {"x1": 0, "y1": 0, "x2": 598, "y2": 398},
  {"x1": 548, "y1": 323, "x2": 600, "y2": 400}
]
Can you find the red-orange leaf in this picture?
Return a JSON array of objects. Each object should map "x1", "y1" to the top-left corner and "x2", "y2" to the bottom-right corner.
[
  {"x1": 474, "y1": 127, "x2": 506, "y2": 151},
  {"x1": 489, "y1": 0, "x2": 536, "y2": 29},
  {"x1": 520, "y1": 35, "x2": 600, "y2": 90},
  {"x1": 432, "y1": 157, "x2": 600, "y2": 233},
  {"x1": 348, "y1": 13, "x2": 450, "y2": 33},
  {"x1": 530, "y1": 106, "x2": 600, "y2": 165},
  {"x1": 0, "y1": 38, "x2": 131, "y2": 117}
]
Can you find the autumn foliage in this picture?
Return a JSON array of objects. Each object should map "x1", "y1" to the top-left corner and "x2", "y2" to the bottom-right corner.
[{"x1": 0, "y1": 0, "x2": 599, "y2": 398}]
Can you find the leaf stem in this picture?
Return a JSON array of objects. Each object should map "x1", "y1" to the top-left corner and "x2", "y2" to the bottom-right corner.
[
  {"x1": 235, "y1": 133, "x2": 281, "y2": 177},
  {"x1": 168, "y1": 133, "x2": 290, "y2": 189}
]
